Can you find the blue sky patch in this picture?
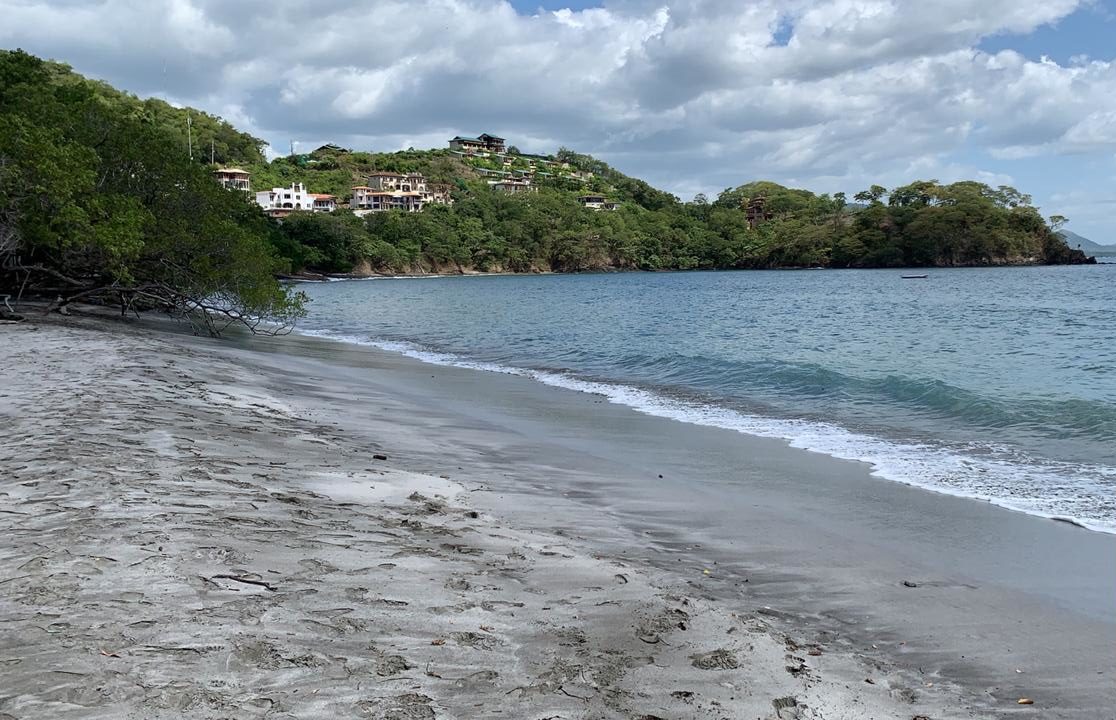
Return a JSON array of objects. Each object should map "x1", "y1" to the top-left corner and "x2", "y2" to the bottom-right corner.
[{"x1": 979, "y1": 1, "x2": 1116, "y2": 63}]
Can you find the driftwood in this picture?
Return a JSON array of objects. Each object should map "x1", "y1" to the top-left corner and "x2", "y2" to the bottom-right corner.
[
  {"x1": 3, "y1": 266, "x2": 295, "y2": 336},
  {"x1": 209, "y1": 573, "x2": 278, "y2": 592}
]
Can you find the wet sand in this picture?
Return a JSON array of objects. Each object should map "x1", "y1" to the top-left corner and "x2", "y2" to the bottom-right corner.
[{"x1": 1, "y1": 315, "x2": 1113, "y2": 718}]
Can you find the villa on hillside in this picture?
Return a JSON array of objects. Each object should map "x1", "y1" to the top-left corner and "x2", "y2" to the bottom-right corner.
[
  {"x1": 517, "y1": 152, "x2": 554, "y2": 164},
  {"x1": 351, "y1": 185, "x2": 421, "y2": 214},
  {"x1": 214, "y1": 167, "x2": 251, "y2": 192},
  {"x1": 745, "y1": 196, "x2": 773, "y2": 228},
  {"x1": 311, "y1": 194, "x2": 337, "y2": 212},
  {"x1": 350, "y1": 172, "x2": 452, "y2": 215},
  {"x1": 578, "y1": 194, "x2": 619, "y2": 211},
  {"x1": 368, "y1": 172, "x2": 427, "y2": 193},
  {"x1": 428, "y1": 183, "x2": 454, "y2": 205},
  {"x1": 490, "y1": 179, "x2": 536, "y2": 195},
  {"x1": 448, "y1": 133, "x2": 506, "y2": 154},
  {"x1": 255, "y1": 183, "x2": 335, "y2": 218},
  {"x1": 475, "y1": 168, "x2": 511, "y2": 179}
]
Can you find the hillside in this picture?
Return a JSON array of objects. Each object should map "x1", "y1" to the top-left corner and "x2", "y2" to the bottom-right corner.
[
  {"x1": 243, "y1": 147, "x2": 474, "y2": 200},
  {"x1": 238, "y1": 147, "x2": 1094, "y2": 274},
  {"x1": 238, "y1": 143, "x2": 675, "y2": 212},
  {"x1": 1059, "y1": 230, "x2": 1116, "y2": 254}
]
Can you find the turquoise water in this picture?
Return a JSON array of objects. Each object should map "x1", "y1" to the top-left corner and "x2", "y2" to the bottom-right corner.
[{"x1": 295, "y1": 265, "x2": 1116, "y2": 532}]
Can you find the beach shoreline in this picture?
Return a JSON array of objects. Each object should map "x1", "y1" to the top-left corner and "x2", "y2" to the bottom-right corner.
[
  {"x1": 293, "y1": 322, "x2": 1116, "y2": 538},
  {"x1": 2, "y1": 314, "x2": 1113, "y2": 718}
]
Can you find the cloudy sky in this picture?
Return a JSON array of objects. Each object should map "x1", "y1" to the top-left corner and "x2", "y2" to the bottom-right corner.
[{"x1": 3, "y1": 0, "x2": 1116, "y2": 242}]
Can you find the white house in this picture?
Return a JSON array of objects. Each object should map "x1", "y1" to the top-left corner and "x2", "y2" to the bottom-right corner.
[
  {"x1": 578, "y1": 194, "x2": 619, "y2": 211},
  {"x1": 255, "y1": 183, "x2": 321, "y2": 218},
  {"x1": 490, "y1": 179, "x2": 536, "y2": 194},
  {"x1": 350, "y1": 173, "x2": 452, "y2": 216}
]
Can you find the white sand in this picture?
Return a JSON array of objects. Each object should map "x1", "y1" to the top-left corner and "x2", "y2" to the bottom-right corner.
[{"x1": 0, "y1": 317, "x2": 984, "y2": 718}]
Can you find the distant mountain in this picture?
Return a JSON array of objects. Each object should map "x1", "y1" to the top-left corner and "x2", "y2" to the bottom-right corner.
[{"x1": 1059, "y1": 230, "x2": 1116, "y2": 255}]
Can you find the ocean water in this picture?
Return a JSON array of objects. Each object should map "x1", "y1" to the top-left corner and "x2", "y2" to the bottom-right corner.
[{"x1": 294, "y1": 266, "x2": 1116, "y2": 533}]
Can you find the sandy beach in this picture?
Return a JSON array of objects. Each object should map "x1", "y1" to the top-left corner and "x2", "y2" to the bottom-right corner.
[{"x1": 1, "y1": 315, "x2": 1113, "y2": 719}]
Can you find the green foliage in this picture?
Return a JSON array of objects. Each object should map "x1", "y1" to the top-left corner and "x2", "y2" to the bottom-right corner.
[
  {"x1": 835, "y1": 179, "x2": 1079, "y2": 267},
  {"x1": 278, "y1": 212, "x2": 379, "y2": 272},
  {"x1": 295, "y1": 174, "x2": 1086, "y2": 275},
  {"x1": 0, "y1": 49, "x2": 303, "y2": 333},
  {"x1": 853, "y1": 185, "x2": 887, "y2": 204},
  {"x1": 240, "y1": 122, "x2": 1084, "y2": 275},
  {"x1": 138, "y1": 98, "x2": 266, "y2": 167}
]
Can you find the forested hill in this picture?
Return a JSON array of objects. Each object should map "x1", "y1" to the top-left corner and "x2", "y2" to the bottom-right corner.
[
  {"x1": 1, "y1": 50, "x2": 1094, "y2": 307},
  {"x1": 259, "y1": 149, "x2": 1093, "y2": 274},
  {"x1": 237, "y1": 130, "x2": 1093, "y2": 275}
]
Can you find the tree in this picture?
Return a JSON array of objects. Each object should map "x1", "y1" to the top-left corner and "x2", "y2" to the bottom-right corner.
[
  {"x1": 993, "y1": 185, "x2": 1032, "y2": 209},
  {"x1": 832, "y1": 192, "x2": 847, "y2": 232},
  {"x1": 853, "y1": 185, "x2": 887, "y2": 204},
  {"x1": 888, "y1": 180, "x2": 939, "y2": 208},
  {"x1": 0, "y1": 49, "x2": 304, "y2": 334},
  {"x1": 279, "y1": 211, "x2": 373, "y2": 272}
]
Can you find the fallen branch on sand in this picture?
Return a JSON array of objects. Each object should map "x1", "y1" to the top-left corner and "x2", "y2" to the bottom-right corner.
[{"x1": 210, "y1": 573, "x2": 278, "y2": 591}]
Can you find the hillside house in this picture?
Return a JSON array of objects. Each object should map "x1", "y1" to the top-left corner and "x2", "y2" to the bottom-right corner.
[
  {"x1": 578, "y1": 194, "x2": 619, "y2": 211},
  {"x1": 350, "y1": 172, "x2": 453, "y2": 216},
  {"x1": 745, "y1": 197, "x2": 772, "y2": 228},
  {"x1": 427, "y1": 183, "x2": 454, "y2": 205},
  {"x1": 490, "y1": 179, "x2": 536, "y2": 194},
  {"x1": 449, "y1": 133, "x2": 507, "y2": 154},
  {"x1": 518, "y1": 153, "x2": 553, "y2": 163},
  {"x1": 214, "y1": 167, "x2": 251, "y2": 192},
  {"x1": 351, "y1": 186, "x2": 421, "y2": 215},
  {"x1": 349, "y1": 186, "x2": 376, "y2": 214},
  {"x1": 448, "y1": 136, "x2": 484, "y2": 153},
  {"x1": 311, "y1": 194, "x2": 337, "y2": 212},
  {"x1": 477, "y1": 133, "x2": 506, "y2": 153},
  {"x1": 366, "y1": 172, "x2": 427, "y2": 193},
  {"x1": 256, "y1": 183, "x2": 319, "y2": 217}
]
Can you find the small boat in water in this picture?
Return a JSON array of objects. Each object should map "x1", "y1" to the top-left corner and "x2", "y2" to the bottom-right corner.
[{"x1": 901, "y1": 274, "x2": 928, "y2": 279}]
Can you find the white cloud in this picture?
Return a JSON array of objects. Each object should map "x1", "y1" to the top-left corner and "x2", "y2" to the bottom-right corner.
[{"x1": 1062, "y1": 110, "x2": 1116, "y2": 150}]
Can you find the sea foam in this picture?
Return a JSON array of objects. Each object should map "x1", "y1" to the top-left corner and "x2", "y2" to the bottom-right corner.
[{"x1": 297, "y1": 329, "x2": 1116, "y2": 535}]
